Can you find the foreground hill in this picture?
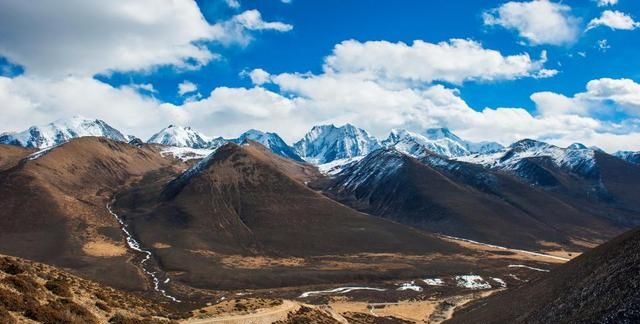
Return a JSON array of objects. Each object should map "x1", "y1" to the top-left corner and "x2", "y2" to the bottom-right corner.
[
  {"x1": 447, "y1": 227, "x2": 640, "y2": 324},
  {"x1": 113, "y1": 142, "x2": 476, "y2": 291},
  {"x1": 0, "y1": 137, "x2": 182, "y2": 291},
  {"x1": 0, "y1": 144, "x2": 33, "y2": 171},
  {"x1": 325, "y1": 148, "x2": 622, "y2": 251},
  {"x1": 0, "y1": 254, "x2": 175, "y2": 324}
]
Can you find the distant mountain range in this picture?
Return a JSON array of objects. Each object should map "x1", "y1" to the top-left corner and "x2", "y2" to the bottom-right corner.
[{"x1": 3, "y1": 116, "x2": 637, "y2": 167}]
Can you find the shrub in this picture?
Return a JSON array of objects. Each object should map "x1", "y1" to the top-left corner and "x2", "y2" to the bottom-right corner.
[
  {"x1": 45, "y1": 279, "x2": 73, "y2": 297},
  {"x1": 0, "y1": 306, "x2": 17, "y2": 324}
]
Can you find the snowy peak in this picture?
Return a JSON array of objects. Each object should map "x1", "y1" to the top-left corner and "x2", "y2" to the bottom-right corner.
[
  {"x1": 294, "y1": 124, "x2": 381, "y2": 164},
  {"x1": 456, "y1": 138, "x2": 598, "y2": 179},
  {"x1": 614, "y1": 151, "x2": 640, "y2": 165},
  {"x1": 147, "y1": 125, "x2": 212, "y2": 149},
  {"x1": 232, "y1": 129, "x2": 303, "y2": 161},
  {"x1": 0, "y1": 116, "x2": 127, "y2": 149},
  {"x1": 383, "y1": 128, "x2": 502, "y2": 159}
]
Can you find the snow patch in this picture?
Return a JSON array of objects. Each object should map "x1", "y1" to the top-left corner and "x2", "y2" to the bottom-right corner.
[
  {"x1": 160, "y1": 147, "x2": 215, "y2": 162},
  {"x1": 397, "y1": 281, "x2": 423, "y2": 292},
  {"x1": 299, "y1": 286, "x2": 386, "y2": 298},
  {"x1": 508, "y1": 264, "x2": 550, "y2": 272},
  {"x1": 422, "y1": 278, "x2": 445, "y2": 286},
  {"x1": 491, "y1": 278, "x2": 507, "y2": 288},
  {"x1": 455, "y1": 275, "x2": 492, "y2": 290}
]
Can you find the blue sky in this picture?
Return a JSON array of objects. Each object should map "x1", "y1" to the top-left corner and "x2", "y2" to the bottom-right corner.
[
  {"x1": 97, "y1": 0, "x2": 640, "y2": 110},
  {"x1": 1, "y1": 0, "x2": 639, "y2": 151}
]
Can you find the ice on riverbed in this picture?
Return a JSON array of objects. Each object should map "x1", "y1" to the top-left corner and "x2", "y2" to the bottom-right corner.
[
  {"x1": 397, "y1": 281, "x2": 423, "y2": 292},
  {"x1": 423, "y1": 278, "x2": 445, "y2": 286},
  {"x1": 491, "y1": 278, "x2": 507, "y2": 288},
  {"x1": 299, "y1": 286, "x2": 386, "y2": 298},
  {"x1": 455, "y1": 275, "x2": 492, "y2": 289}
]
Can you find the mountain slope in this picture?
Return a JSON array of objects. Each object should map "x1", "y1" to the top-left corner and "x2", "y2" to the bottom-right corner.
[
  {"x1": 147, "y1": 125, "x2": 212, "y2": 149},
  {"x1": 0, "y1": 137, "x2": 182, "y2": 291},
  {"x1": 447, "y1": 227, "x2": 640, "y2": 324},
  {"x1": 232, "y1": 129, "x2": 303, "y2": 161},
  {"x1": 294, "y1": 124, "x2": 381, "y2": 164},
  {"x1": 0, "y1": 116, "x2": 127, "y2": 149},
  {"x1": 113, "y1": 142, "x2": 472, "y2": 290},
  {"x1": 455, "y1": 139, "x2": 640, "y2": 225},
  {"x1": 0, "y1": 254, "x2": 174, "y2": 324},
  {"x1": 0, "y1": 145, "x2": 33, "y2": 171},
  {"x1": 615, "y1": 150, "x2": 640, "y2": 165},
  {"x1": 325, "y1": 148, "x2": 623, "y2": 250}
]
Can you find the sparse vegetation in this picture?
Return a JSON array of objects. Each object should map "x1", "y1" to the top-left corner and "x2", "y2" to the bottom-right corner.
[{"x1": 45, "y1": 278, "x2": 73, "y2": 297}]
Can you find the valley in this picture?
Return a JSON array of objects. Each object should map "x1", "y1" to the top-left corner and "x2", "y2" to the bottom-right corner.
[{"x1": 0, "y1": 118, "x2": 638, "y2": 323}]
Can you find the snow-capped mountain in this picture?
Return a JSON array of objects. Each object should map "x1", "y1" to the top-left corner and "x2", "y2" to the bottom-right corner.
[
  {"x1": 294, "y1": 124, "x2": 381, "y2": 164},
  {"x1": 231, "y1": 129, "x2": 303, "y2": 161},
  {"x1": 0, "y1": 116, "x2": 127, "y2": 149},
  {"x1": 456, "y1": 139, "x2": 598, "y2": 179},
  {"x1": 147, "y1": 125, "x2": 212, "y2": 149},
  {"x1": 383, "y1": 128, "x2": 503, "y2": 159},
  {"x1": 614, "y1": 151, "x2": 640, "y2": 165}
]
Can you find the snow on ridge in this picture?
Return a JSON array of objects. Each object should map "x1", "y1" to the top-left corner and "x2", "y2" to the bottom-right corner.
[
  {"x1": 294, "y1": 124, "x2": 381, "y2": 164},
  {"x1": 0, "y1": 116, "x2": 127, "y2": 149},
  {"x1": 160, "y1": 147, "x2": 215, "y2": 162},
  {"x1": 454, "y1": 139, "x2": 597, "y2": 176}
]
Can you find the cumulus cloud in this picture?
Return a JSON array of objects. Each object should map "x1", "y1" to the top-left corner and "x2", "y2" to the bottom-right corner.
[
  {"x1": 0, "y1": 1, "x2": 292, "y2": 77},
  {"x1": 0, "y1": 75, "x2": 183, "y2": 137},
  {"x1": 483, "y1": 0, "x2": 580, "y2": 46},
  {"x1": 587, "y1": 10, "x2": 640, "y2": 31},
  {"x1": 178, "y1": 81, "x2": 198, "y2": 96},
  {"x1": 225, "y1": 0, "x2": 240, "y2": 9},
  {"x1": 322, "y1": 39, "x2": 555, "y2": 84},
  {"x1": 232, "y1": 10, "x2": 293, "y2": 32},
  {"x1": 243, "y1": 68, "x2": 271, "y2": 85},
  {"x1": 595, "y1": 0, "x2": 618, "y2": 7},
  {"x1": 532, "y1": 78, "x2": 640, "y2": 118}
]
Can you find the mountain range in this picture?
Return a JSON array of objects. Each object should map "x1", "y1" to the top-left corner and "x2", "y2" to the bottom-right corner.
[{"x1": 1, "y1": 116, "x2": 639, "y2": 321}]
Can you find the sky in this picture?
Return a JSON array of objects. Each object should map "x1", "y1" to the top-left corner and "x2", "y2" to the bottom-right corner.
[{"x1": 0, "y1": 0, "x2": 639, "y2": 152}]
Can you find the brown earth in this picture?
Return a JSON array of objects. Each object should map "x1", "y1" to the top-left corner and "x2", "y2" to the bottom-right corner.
[
  {"x1": 0, "y1": 144, "x2": 33, "y2": 171},
  {"x1": 446, "y1": 227, "x2": 640, "y2": 324},
  {"x1": 324, "y1": 149, "x2": 628, "y2": 251},
  {"x1": 0, "y1": 137, "x2": 185, "y2": 291},
  {"x1": 0, "y1": 253, "x2": 179, "y2": 324}
]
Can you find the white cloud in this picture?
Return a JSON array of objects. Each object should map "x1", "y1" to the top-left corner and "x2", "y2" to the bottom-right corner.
[
  {"x1": 596, "y1": 0, "x2": 618, "y2": 7},
  {"x1": 587, "y1": 10, "x2": 640, "y2": 31},
  {"x1": 132, "y1": 83, "x2": 157, "y2": 93},
  {"x1": 244, "y1": 68, "x2": 271, "y2": 85},
  {"x1": 232, "y1": 10, "x2": 293, "y2": 32},
  {"x1": 225, "y1": 0, "x2": 240, "y2": 9},
  {"x1": 0, "y1": 75, "x2": 184, "y2": 138},
  {"x1": 597, "y1": 39, "x2": 611, "y2": 51},
  {"x1": 323, "y1": 39, "x2": 555, "y2": 84},
  {"x1": 178, "y1": 81, "x2": 198, "y2": 96},
  {"x1": 0, "y1": 1, "x2": 292, "y2": 77},
  {"x1": 483, "y1": 0, "x2": 580, "y2": 45},
  {"x1": 532, "y1": 78, "x2": 640, "y2": 117}
]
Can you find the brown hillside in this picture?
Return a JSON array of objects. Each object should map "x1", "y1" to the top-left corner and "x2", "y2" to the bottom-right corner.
[
  {"x1": 113, "y1": 142, "x2": 477, "y2": 291},
  {"x1": 446, "y1": 227, "x2": 640, "y2": 324},
  {"x1": 0, "y1": 137, "x2": 183, "y2": 291}
]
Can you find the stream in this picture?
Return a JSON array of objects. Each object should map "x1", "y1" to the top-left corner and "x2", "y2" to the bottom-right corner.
[{"x1": 107, "y1": 199, "x2": 180, "y2": 302}]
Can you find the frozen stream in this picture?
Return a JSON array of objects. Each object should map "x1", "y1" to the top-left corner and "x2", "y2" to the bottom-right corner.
[{"x1": 107, "y1": 199, "x2": 180, "y2": 302}]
